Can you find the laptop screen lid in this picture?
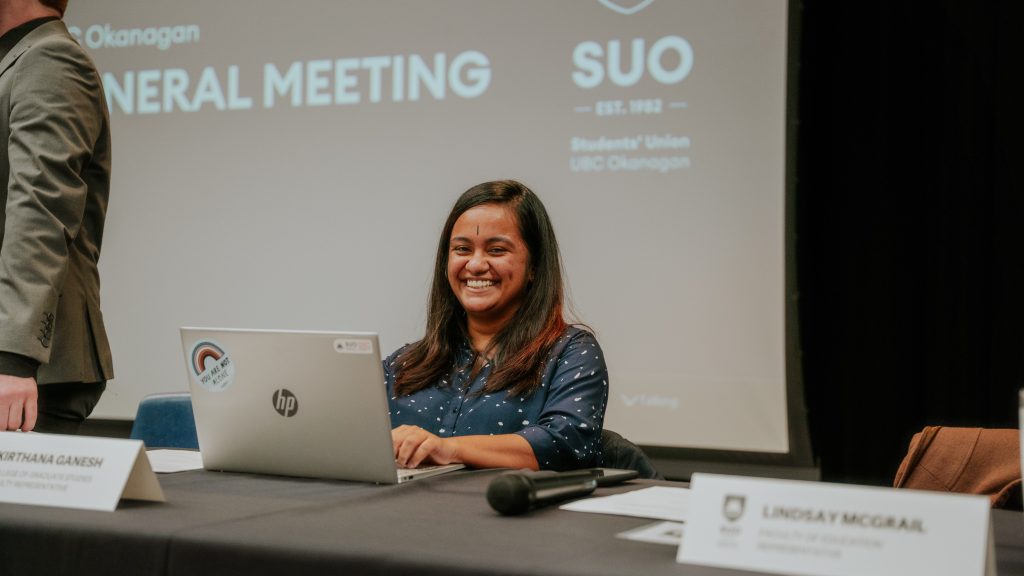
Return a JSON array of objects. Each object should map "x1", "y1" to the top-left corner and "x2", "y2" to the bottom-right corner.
[{"x1": 181, "y1": 327, "x2": 406, "y2": 484}]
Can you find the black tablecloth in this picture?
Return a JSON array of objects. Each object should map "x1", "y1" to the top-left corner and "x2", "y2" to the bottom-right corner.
[{"x1": 1, "y1": 468, "x2": 1022, "y2": 576}]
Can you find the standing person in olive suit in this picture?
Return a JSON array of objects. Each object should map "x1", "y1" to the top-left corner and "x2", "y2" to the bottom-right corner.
[{"x1": 0, "y1": 0, "x2": 113, "y2": 433}]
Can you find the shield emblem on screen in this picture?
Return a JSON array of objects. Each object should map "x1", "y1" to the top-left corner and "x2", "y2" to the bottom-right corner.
[
  {"x1": 598, "y1": 0, "x2": 655, "y2": 16},
  {"x1": 722, "y1": 495, "x2": 746, "y2": 522}
]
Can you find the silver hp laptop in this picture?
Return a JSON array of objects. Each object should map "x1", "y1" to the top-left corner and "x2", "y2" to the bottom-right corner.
[{"x1": 180, "y1": 327, "x2": 463, "y2": 484}]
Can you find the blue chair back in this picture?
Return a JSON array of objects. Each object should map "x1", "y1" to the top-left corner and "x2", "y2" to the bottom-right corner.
[{"x1": 129, "y1": 392, "x2": 199, "y2": 449}]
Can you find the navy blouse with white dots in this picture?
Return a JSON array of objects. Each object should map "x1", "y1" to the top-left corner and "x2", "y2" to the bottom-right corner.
[{"x1": 385, "y1": 326, "x2": 608, "y2": 471}]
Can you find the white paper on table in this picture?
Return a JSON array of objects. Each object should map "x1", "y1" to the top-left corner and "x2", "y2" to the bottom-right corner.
[
  {"x1": 559, "y1": 486, "x2": 690, "y2": 522},
  {"x1": 617, "y1": 521, "x2": 685, "y2": 546},
  {"x1": 146, "y1": 449, "x2": 204, "y2": 473}
]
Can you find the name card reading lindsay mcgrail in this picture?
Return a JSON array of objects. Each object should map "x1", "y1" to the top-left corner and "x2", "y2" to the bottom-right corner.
[
  {"x1": 678, "y1": 473, "x2": 994, "y2": 576},
  {"x1": 0, "y1": 433, "x2": 164, "y2": 511}
]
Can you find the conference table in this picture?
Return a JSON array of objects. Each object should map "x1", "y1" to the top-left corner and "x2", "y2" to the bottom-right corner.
[{"x1": 1, "y1": 467, "x2": 1023, "y2": 576}]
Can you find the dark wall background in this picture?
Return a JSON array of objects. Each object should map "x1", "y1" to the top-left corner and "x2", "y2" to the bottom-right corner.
[{"x1": 797, "y1": 1, "x2": 1024, "y2": 485}]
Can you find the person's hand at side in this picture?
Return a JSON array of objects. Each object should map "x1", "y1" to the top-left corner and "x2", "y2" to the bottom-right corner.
[
  {"x1": 392, "y1": 425, "x2": 458, "y2": 468},
  {"x1": 0, "y1": 375, "x2": 38, "y2": 431}
]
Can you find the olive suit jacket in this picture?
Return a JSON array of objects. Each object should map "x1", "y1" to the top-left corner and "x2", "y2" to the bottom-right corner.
[{"x1": 0, "y1": 20, "x2": 113, "y2": 384}]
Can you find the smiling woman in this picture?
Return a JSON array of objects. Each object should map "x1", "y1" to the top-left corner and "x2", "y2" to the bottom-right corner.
[
  {"x1": 446, "y1": 203, "x2": 532, "y2": 339},
  {"x1": 386, "y1": 180, "x2": 609, "y2": 471}
]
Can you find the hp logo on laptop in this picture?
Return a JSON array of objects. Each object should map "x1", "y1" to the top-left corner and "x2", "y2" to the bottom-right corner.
[{"x1": 272, "y1": 389, "x2": 299, "y2": 417}]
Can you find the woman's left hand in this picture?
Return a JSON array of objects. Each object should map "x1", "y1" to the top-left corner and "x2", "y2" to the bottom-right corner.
[{"x1": 392, "y1": 425, "x2": 459, "y2": 468}]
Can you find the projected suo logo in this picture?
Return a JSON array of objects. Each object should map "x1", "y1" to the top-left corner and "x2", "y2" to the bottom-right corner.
[
  {"x1": 572, "y1": 36, "x2": 693, "y2": 88},
  {"x1": 272, "y1": 389, "x2": 299, "y2": 417}
]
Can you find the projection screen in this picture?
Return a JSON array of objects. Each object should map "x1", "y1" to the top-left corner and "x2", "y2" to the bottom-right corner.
[{"x1": 64, "y1": 0, "x2": 806, "y2": 459}]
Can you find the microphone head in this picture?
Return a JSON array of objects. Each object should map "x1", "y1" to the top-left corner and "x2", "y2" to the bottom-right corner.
[{"x1": 486, "y1": 473, "x2": 534, "y2": 515}]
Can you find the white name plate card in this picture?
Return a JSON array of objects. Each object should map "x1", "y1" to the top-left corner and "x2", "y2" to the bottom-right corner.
[
  {"x1": 678, "y1": 473, "x2": 994, "y2": 576},
  {"x1": 0, "y1": 433, "x2": 165, "y2": 511}
]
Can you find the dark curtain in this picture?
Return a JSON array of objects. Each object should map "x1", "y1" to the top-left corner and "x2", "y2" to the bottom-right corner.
[{"x1": 797, "y1": 1, "x2": 1024, "y2": 485}]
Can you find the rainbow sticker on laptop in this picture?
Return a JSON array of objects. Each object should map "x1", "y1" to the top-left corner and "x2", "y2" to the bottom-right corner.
[{"x1": 189, "y1": 340, "x2": 235, "y2": 392}]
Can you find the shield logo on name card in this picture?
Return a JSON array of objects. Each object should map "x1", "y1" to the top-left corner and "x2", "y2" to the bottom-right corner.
[
  {"x1": 598, "y1": 0, "x2": 655, "y2": 16},
  {"x1": 722, "y1": 495, "x2": 746, "y2": 522}
]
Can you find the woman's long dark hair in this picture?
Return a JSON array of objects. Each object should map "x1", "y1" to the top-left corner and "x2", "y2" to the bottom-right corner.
[{"x1": 393, "y1": 180, "x2": 567, "y2": 397}]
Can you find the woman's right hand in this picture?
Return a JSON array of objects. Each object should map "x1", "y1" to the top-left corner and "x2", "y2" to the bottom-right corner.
[{"x1": 391, "y1": 425, "x2": 458, "y2": 468}]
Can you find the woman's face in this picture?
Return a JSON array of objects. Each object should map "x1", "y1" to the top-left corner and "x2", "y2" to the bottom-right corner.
[{"x1": 447, "y1": 204, "x2": 531, "y2": 330}]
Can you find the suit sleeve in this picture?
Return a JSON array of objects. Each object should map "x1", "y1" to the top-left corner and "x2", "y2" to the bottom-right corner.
[{"x1": 0, "y1": 37, "x2": 106, "y2": 365}]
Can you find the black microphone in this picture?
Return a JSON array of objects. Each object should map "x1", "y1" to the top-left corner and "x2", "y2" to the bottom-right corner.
[{"x1": 486, "y1": 469, "x2": 597, "y2": 515}]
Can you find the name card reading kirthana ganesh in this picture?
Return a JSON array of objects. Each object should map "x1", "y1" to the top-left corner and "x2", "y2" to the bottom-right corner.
[
  {"x1": 0, "y1": 434, "x2": 165, "y2": 511},
  {"x1": 0, "y1": 450, "x2": 105, "y2": 492}
]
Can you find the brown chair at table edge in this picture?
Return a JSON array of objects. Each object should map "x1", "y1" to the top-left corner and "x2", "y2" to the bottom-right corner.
[{"x1": 893, "y1": 425, "x2": 1022, "y2": 509}]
